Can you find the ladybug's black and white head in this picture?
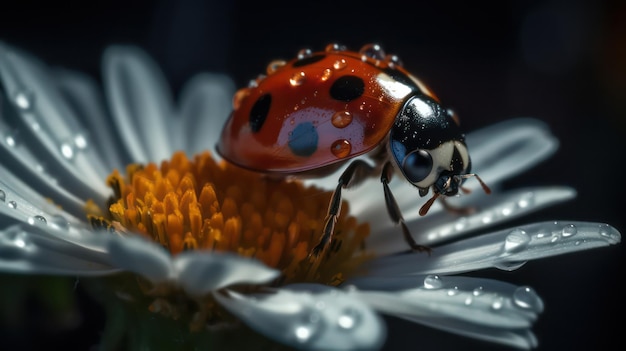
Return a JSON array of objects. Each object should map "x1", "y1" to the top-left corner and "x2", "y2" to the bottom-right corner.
[{"x1": 389, "y1": 95, "x2": 472, "y2": 199}]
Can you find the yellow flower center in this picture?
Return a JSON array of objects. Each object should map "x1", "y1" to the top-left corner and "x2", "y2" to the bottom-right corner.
[{"x1": 96, "y1": 151, "x2": 372, "y2": 286}]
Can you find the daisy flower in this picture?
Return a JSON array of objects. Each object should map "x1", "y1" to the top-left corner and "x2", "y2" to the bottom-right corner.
[{"x1": 0, "y1": 41, "x2": 620, "y2": 350}]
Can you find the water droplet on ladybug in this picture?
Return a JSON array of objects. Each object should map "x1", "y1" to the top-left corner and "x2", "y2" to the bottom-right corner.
[
  {"x1": 385, "y1": 54, "x2": 403, "y2": 67},
  {"x1": 320, "y1": 68, "x2": 333, "y2": 82},
  {"x1": 359, "y1": 43, "x2": 386, "y2": 60},
  {"x1": 266, "y1": 60, "x2": 286, "y2": 75},
  {"x1": 232, "y1": 88, "x2": 250, "y2": 110},
  {"x1": 331, "y1": 139, "x2": 351, "y2": 158},
  {"x1": 325, "y1": 43, "x2": 346, "y2": 52},
  {"x1": 333, "y1": 59, "x2": 347, "y2": 70},
  {"x1": 289, "y1": 72, "x2": 306, "y2": 86},
  {"x1": 331, "y1": 110, "x2": 352, "y2": 128},
  {"x1": 297, "y1": 48, "x2": 312, "y2": 59}
]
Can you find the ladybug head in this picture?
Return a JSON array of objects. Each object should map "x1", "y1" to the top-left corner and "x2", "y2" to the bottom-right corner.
[{"x1": 389, "y1": 95, "x2": 489, "y2": 214}]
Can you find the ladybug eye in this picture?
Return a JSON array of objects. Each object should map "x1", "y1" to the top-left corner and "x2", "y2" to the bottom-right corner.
[{"x1": 403, "y1": 150, "x2": 433, "y2": 183}]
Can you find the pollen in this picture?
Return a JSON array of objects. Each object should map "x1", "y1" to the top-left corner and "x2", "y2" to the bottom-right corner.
[{"x1": 101, "y1": 151, "x2": 372, "y2": 285}]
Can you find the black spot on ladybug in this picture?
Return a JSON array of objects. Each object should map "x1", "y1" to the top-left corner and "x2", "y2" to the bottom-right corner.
[
  {"x1": 329, "y1": 75, "x2": 365, "y2": 102},
  {"x1": 249, "y1": 94, "x2": 271, "y2": 133},
  {"x1": 292, "y1": 54, "x2": 326, "y2": 67},
  {"x1": 288, "y1": 122, "x2": 318, "y2": 157}
]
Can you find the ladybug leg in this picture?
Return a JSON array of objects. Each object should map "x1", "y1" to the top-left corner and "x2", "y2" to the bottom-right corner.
[
  {"x1": 311, "y1": 159, "x2": 375, "y2": 257},
  {"x1": 381, "y1": 161, "x2": 431, "y2": 254}
]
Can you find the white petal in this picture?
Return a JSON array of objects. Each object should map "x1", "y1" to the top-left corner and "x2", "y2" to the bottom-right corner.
[
  {"x1": 362, "y1": 221, "x2": 620, "y2": 276},
  {"x1": 0, "y1": 167, "x2": 90, "y2": 227},
  {"x1": 214, "y1": 285, "x2": 385, "y2": 350},
  {"x1": 0, "y1": 42, "x2": 110, "y2": 203},
  {"x1": 366, "y1": 187, "x2": 576, "y2": 255},
  {"x1": 349, "y1": 276, "x2": 541, "y2": 348},
  {"x1": 107, "y1": 235, "x2": 175, "y2": 283},
  {"x1": 103, "y1": 46, "x2": 175, "y2": 163},
  {"x1": 53, "y1": 68, "x2": 131, "y2": 170},
  {"x1": 173, "y1": 251, "x2": 280, "y2": 296},
  {"x1": 177, "y1": 73, "x2": 235, "y2": 156},
  {"x1": 466, "y1": 118, "x2": 558, "y2": 186},
  {"x1": 0, "y1": 223, "x2": 117, "y2": 275}
]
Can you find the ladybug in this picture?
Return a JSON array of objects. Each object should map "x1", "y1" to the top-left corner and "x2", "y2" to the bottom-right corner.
[{"x1": 217, "y1": 43, "x2": 490, "y2": 255}]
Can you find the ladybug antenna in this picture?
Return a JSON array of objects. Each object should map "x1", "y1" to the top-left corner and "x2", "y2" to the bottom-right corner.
[
  {"x1": 459, "y1": 173, "x2": 491, "y2": 195},
  {"x1": 419, "y1": 192, "x2": 440, "y2": 216}
]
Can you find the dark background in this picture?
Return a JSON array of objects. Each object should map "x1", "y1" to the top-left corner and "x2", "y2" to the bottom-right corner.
[{"x1": 1, "y1": 0, "x2": 624, "y2": 350}]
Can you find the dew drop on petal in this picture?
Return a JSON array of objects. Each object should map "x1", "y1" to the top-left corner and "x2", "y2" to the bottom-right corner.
[
  {"x1": 472, "y1": 286, "x2": 485, "y2": 296},
  {"x1": 27, "y1": 215, "x2": 47, "y2": 226},
  {"x1": 454, "y1": 217, "x2": 467, "y2": 231},
  {"x1": 423, "y1": 275, "x2": 443, "y2": 289},
  {"x1": 74, "y1": 134, "x2": 88, "y2": 150},
  {"x1": 14, "y1": 90, "x2": 35, "y2": 110},
  {"x1": 561, "y1": 224, "x2": 577, "y2": 237},
  {"x1": 598, "y1": 224, "x2": 611, "y2": 238},
  {"x1": 49, "y1": 214, "x2": 70, "y2": 230},
  {"x1": 504, "y1": 229, "x2": 530, "y2": 253},
  {"x1": 517, "y1": 191, "x2": 535, "y2": 209},
  {"x1": 337, "y1": 307, "x2": 361, "y2": 330},
  {"x1": 464, "y1": 296, "x2": 473, "y2": 305},
  {"x1": 513, "y1": 286, "x2": 543, "y2": 312},
  {"x1": 292, "y1": 309, "x2": 323, "y2": 344},
  {"x1": 7, "y1": 201, "x2": 17, "y2": 209},
  {"x1": 290, "y1": 72, "x2": 306, "y2": 86},
  {"x1": 60, "y1": 142, "x2": 75, "y2": 160},
  {"x1": 447, "y1": 287, "x2": 459, "y2": 296},
  {"x1": 4, "y1": 131, "x2": 19, "y2": 147},
  {"x1": 491, "y1": 296, "x2": 504, "y2": 310},
  {"x1": 0, "y1": 189, "x2": 5, "y2": 202}
]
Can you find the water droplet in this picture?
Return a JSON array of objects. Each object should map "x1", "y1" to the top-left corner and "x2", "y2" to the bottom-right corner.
[
  {"x1": 60, "y1": 142, "x2": 75, "y2": 160},
  {"x1": 504, "y1": 229, "x2": 530, "y2": 253},
  {"x1": 464, "y1": 296, "x2": 473, "y2": 305},
  {"x1": 481, "y1": 214, "x2": 493, "y2": 224},
  {"x1": 28, "y1": 215, "x2": 47, "y2": 226},
  {"x1": 74, "y1": 134, "x2": 88, "y2": 150},
  {"x1": 333, "y1": 59, "x2": 347, "y2": 70},
  {"x1": 14, "y1": 90, "x2": 35, "y2": 110},
  {"x1": 297, "y1": 48, "x2": 312, "y2": 59},
  {"x1": 513, "y1": 286, "x2": 543, "y2": 312},
  {"x1": 385, "y1": 54, "x2": 403, "y2": 67},
  {"x1": 561, "y1": 224, "x2": 577, "y2": 237},
  {"x1": 491, "y1": 296, "x2": 504, "y2": 310},
  {"x1": 0, "y1": 189, "x2": 5, "y2": 202},
  {"x1": 454, "y1": 217, "x2": 468, "y2": 231},
  {"x1": 49, "y1": 214, "x2": 70, "y2": 230},
  {"x1": 292, "y1": 310, "x2": 322, "y2": 344},
  {"x1": 266, "y1": 60, "x2": 287, "y2": 75},
  {"x1": 330, "y1": 139, "x2": 352, "y2": 159},
  {"x1": 359, "y1": 43, "x2": 386, "y2": 61},
  {"x1": 517, "y1": 192, "x2": 535, "y2": 209},
  {"x1": 472, "y1": 286, "x2": 485, "y2": 296},
  {"x1": 7, "y1": 201, "x2": 17, "y2": 209},
  {"x1": 325, "y1": 43, "x2": 346, "y2": 52},
  {"x1": 423, "y1": 275, "x2": 443, "y2": 289},
  {"x1": 447, "y1": 287, "x2": 459, "y2": 296},
  {"x1": 320, "y1": 68, "x2": 333, "y2": 82},
  {"x1": 289, "y1": 72, "x2": 306, "y2": 86},
  {"x1": 331, "y1": 110, "x2": 352, "y2": 129},
  {"x1": 4, "y1": 131, "x2": 19, "y2": 147},
  {"x1": 337, "y1": 307, "x2": 361, "y2": 330},
  {"x1": 232, "y1": 88, "x2": 250, "y2": 110},
  {"x1": 501, "y1": 204, "x2": 514, "y2": 216}
]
